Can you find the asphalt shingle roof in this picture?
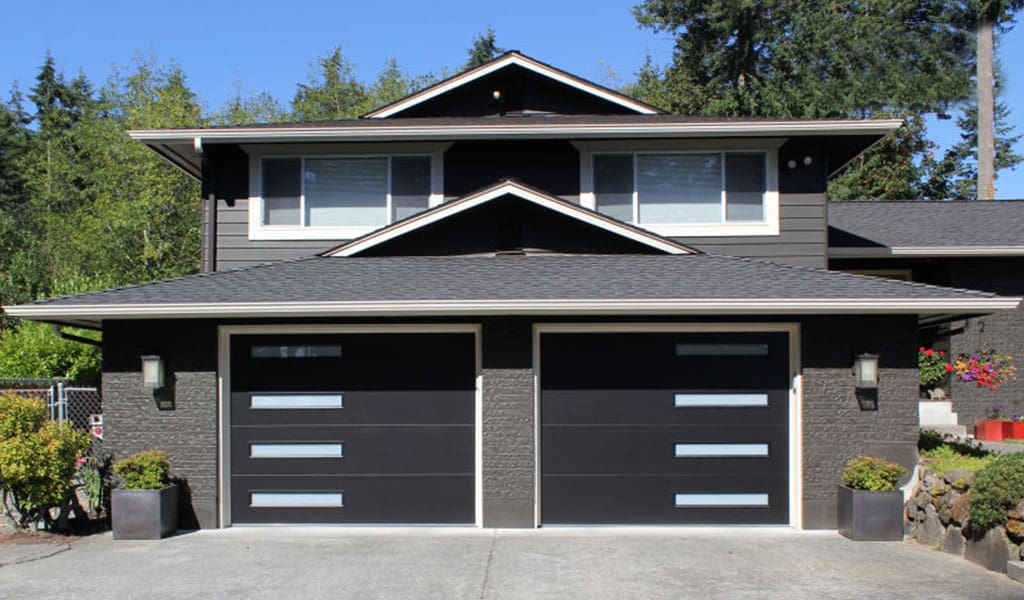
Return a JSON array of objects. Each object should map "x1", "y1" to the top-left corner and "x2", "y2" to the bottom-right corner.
[
  {"x1": 829, "y1": 200, "x2": 1024, "y2": 249},
  {"x1": 24, "y1": 254, "x2": 1000, "y2": 307}
]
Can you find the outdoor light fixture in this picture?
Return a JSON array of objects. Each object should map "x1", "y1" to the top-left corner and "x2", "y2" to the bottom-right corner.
[
  {"x1": 140, "y1": 355, "x2": 165, "y2": 390},
  {"x1": 853, "y1": 353, "x2": 880, "y2": 411},
  {"x1": 492, "y1": 89, "x2": 502, "y2": 102},
  {"x1": 802, "y1": 155, "x2": 813, "y2": 166}
]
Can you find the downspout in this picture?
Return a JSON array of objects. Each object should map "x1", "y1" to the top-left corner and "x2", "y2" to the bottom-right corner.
[
  {"x1": 195, "y1": 136, "x2": 217, "y2": 273},
  {"x1": 51, "y1": 325, "x2": 102, "y2": 348}
]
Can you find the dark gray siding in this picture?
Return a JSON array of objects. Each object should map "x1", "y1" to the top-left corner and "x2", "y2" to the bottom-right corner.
[
  {"x1": 672, "y1": 193, "x2": 827, "y2": 268},
  {"x1": 800, "y1": 315, "x2": 919, "y2": 529},
  {"x1": 215, "y1": 198, "x2": 337, "y2": 270},
  {"x1": 102, "y1": 319, "x2": 219, "y2": 529}
]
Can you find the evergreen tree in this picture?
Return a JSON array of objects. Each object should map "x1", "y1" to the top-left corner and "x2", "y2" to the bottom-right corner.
[
  {"x1": 464, "y1": 27, "x2": 505, "y2": 70},
  {"x1": 291, "y1": 47, "x2": 368, "y2": 121}
]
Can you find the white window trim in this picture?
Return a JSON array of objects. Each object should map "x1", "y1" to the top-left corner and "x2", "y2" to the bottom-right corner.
[
  {"x1": 246, "y1": 143, "x2": 448, "y2": 241},
  {"x1": 575, "y1": 139, "x2": 783, "y2": 237}
]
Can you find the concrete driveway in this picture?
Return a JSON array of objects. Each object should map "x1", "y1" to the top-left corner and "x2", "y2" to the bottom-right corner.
[{"x1": 1, "y1": 527, "x2": 1020, "y2": 599}]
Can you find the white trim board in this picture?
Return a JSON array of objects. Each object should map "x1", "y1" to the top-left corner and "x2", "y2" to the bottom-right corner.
[
  {"x1": 217, "y1": 324, "x2": 483, "y2": 528},
  {"x1": 10, "y1": 297, "x2": 1021, "y2": 323},
  {"x1": 531, "y1": 322, "x2": 803, "y2": 529},
  {"x1": 363, "y1": 52, "x2": 661, "y2": 118},
  {"x1": 324, "y1": 180, "x2": 694, "y2": 256},
  {"x1": 829, "y1": 246, "x2": 1024, "y2": 258}
]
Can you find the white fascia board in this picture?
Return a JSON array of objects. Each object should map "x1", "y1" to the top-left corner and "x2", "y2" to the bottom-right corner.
[
  {"x1": 364, "y1": 53, "x2": 660, "y2": 118},
  {"x1": 6, "y1": 297, "x2": 1020, "y2": 321},
  {"x1": 327, "y1": 181, "x2": 691, "y2": 256},
  {"x1": 126, "y1": 119, "x2": 903, "y2": 145},
  {"x1": 830, "y1": 246, "x2": 1024, "y2": 258}
]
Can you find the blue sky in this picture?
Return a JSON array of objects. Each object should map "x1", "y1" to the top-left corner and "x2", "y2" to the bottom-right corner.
[{"x1": 2, "y1": 1, "x2": 1022, "y2": 198}]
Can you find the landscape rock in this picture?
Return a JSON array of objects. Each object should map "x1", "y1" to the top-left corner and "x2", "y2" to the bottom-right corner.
[
  {"x1": 949, "y1": 493, "x2": 971, "y2": 525},
  {"x1": 938, "y1": 504, "x2": 952, "y2": 526},
  {"x1": 915, "y1": 492, "x2": 930, "y2": 509},
  {"x1": 917, "y1": 510, "x2": 945, "y2": 546},
  {"x1": 965, "y1": 527, "x2": 1010, "y2": 573},
  {"x1": 906, "y1": 502, "x2": 919, "y2": 521},
  {"x1": 943, "y1": 469, "x2": 975, "y2": 490},
  {"x1": 941, "y1": 526, "x2": 966, "y2": 556},
  {"x1": 1008, "y1": 561, "x2": 1024, "y2": 584}
]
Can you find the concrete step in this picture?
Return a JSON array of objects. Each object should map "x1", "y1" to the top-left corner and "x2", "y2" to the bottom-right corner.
[{"x1": 922, "y1": 425, "x2": 968, "y2": 437}]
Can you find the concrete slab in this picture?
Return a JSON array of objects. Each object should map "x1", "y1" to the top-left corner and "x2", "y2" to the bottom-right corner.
[{"x1": 0, "y1": 527, "x2": 1021, "y2": 599}]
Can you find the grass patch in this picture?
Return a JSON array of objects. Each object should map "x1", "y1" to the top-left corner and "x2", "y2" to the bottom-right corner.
[{"x1": 920, "y1": 445, "x2": 994, "y2": 476}]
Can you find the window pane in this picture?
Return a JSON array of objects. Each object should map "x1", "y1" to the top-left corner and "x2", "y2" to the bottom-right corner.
[
  {"x1": 391, "y1": 156, "x2": 431, "y2": 221},
  {"x1": 262, "y1": 159, "x2": 301, "y2": 225},
  {"x1": 638, "y1": 154, "x2": 721, "y2": 223},
  {"x1": 726, "y1": 153, "x2": 766, "y2": 221},
  {"x1": 250, "y1": 344, "x2": 342, "y2": 358},
  {"x1": 594, "y1": 154, "x2": 633, "y2": 221},
  {"x1": 305, "y1": 157, "x2": 387, "y2": 227}
]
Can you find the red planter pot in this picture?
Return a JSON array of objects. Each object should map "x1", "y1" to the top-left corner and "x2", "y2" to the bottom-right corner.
[
  {"x1": 1007, "y1": 421, "x2": 1024, "y2": 440},
  {"x1": 975, "y1": 419, "x2": 1007, "y2": 442}
]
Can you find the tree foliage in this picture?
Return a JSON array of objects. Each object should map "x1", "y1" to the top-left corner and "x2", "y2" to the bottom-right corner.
[
  {"x1": 633, "y1": 0, "x2": 1023, "y2": 199},
  {"x1": 465, "y1": 27, "x2": 505, "y2": 70}
]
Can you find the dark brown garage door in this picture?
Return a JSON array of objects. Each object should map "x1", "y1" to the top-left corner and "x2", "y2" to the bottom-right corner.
[
  {"x1": 229, "y1": 332, "x2": 475, "y2": 524},
  {"x1": 540, "y1": 331, "x2": 790, "y2": 525}
]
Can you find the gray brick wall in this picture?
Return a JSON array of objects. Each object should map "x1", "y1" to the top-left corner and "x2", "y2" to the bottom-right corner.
[
  {"x1": 949, "y1": 258, "x2": 1024, "y2": 424},
  {"x1": 480, "y1": 318, "x2": 535, "y2": 527},
  {"x1": 800, "y1": 315, "x2": 919, "y2": 529},
  {"x1": 102, "y1": 320, "x2": 219, "y2": 529}
]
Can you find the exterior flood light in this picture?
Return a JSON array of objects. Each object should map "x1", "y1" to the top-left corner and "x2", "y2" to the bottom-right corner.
[{"x1": 141, "y1": 355, "x2": 165, "y2": 390}]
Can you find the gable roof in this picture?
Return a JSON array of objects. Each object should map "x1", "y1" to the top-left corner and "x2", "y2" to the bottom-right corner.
[
  {"x1": 362, "y1": 51, "x2": 662, "y2": 119},
  {"x1": 323, "y1": 179, "x2": 696, "y2": 257},
  {"x1": 829, "y1": 200, "x2": 1024, "y2": 258},
  {"x1": 6, "y1": 254, "x2": 1017, "y2": 327}
]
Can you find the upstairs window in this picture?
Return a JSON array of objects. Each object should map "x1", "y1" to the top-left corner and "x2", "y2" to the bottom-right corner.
[
  {"x1": 259, "y1": 155, "x2": 432, "y2": 232},
  {"x1": 593, "y1": 152, "x2": 767, "y2": 225}
]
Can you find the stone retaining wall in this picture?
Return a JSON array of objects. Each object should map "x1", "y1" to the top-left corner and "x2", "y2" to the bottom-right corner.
[{"x1": 907, "y1": 466, "x2": 1023, "y2": 573}]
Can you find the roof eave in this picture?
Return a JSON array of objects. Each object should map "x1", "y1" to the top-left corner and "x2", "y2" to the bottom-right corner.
[
  {"x1": 830, "y1": 246, "x2": 1024, "y2": 258},
  {"x1": 6, "y1": 297, "x2": 1019, "y2": 323}
]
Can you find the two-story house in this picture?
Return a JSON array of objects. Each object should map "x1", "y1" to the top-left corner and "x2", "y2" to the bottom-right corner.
[{"x1": 6, "y1": 52, "x2": 1020, "y2": 531}]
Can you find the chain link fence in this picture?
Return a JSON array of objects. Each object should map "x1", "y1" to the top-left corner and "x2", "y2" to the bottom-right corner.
[{"x1": 0, "y1": 378, "x2": 101, "y2": 429}]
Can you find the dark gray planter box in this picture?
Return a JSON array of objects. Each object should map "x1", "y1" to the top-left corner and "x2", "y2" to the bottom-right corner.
[
  {"x1": 837, "y1": 484, "x2": 904, "y2": 541},
  {"x1": 112, "y1": 484, "x2": 178, "y2": 540}
]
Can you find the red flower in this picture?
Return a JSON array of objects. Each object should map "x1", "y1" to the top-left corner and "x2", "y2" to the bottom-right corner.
[
  {"x1": 939, "y1": 351, "x2": 945, "y2": 357},
  {"x1": 925, "y1": 349, "x2": 934, "y2": 357},
  {"x1": 920, "y1": 347, "x2": 926, "y2": 352},
  {"x1": 945, "y1": 364, "x2": 954, "y2": 372}
]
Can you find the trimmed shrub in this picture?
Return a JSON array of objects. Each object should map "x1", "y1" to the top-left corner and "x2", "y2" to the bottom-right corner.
[
  {"x1": 113, "y1": 450, "x2": 170, "y2": 490},
  {"x1": 842, "y1": 455, "x2": 907, "y2": 492},
  {"x1": 968, "y1": 452, "x2": 1024, "y2": 531},
  {"x1": 0, "y1": 394, "x2": 91, "y2": 528}
]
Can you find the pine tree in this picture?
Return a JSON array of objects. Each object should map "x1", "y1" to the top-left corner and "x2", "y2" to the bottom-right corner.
[
  {"x1": 464, "y1": 27, "x2": 505, "y2": 70},
  {"x1": 291, "y1": 47, "x2": 368, "y2": 121}
]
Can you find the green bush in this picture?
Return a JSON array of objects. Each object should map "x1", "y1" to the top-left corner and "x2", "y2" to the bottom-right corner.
[
  {"x1": 842, "y1": 455, "x2": 907, "y2": 491},
  {"x1": 968, "y1": 452, "x2": 1024, "y2": 531},
  {"x1": 0, "y1": 320, "x2": 101, "y2": 383},
  {"x1": 0, "y1": 394, "x2": 91, "y2": 528},
  {"x1": 113, "y1": 450, "x2": 170, "y2": 490}
]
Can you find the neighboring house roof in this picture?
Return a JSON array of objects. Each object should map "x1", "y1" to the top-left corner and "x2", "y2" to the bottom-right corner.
[
  {"x1": 324, "y1": 179, "x2": 695, "y2": 257},
  {"x1": 129, "y1": 115, "x2": 902, "y2": 180},
  {"x1": 6, "y1": 254, "x2": 1017, "y2": 327},
  {"x1": 361, "y1": 51, "x2": 662, "y2": 118},
  {"x1": 829, "y1": 200, "x2": 1024, "y2": 258}
]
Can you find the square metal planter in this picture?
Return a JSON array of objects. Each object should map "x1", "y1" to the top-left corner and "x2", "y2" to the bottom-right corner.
[
  {"x1": 112, "y1": 484, "x2": 178, "y2": 540},
  {"x1": 837, "y1": 484, "x2": 904, "y2": 541}
]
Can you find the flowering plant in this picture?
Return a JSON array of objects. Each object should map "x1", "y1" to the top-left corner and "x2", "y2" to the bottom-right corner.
[
  {"x1": 952, "y1": 350, "x2": 1016, "y2": 391},
  {"x1": 985, "y1": 404, "x2": 1006, "y2": 420},
  {"x1": 918, "y1": 347, "x2": 951, "y2": 388}
]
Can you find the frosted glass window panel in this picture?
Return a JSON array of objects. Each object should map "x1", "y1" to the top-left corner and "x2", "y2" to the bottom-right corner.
[
  {"x1": 391, "y1": 156, "x2": 432, "y2": 221},
  {"x1": 250, "y1": 394, "x2": 344, "y2": 409},
  {"x1": 250, "y1": 492, "x2": 344, "y2": 508},
  {"x1": 725, "y1": 153, "x2": 766, "y2": 221},
  {"x1": 674, "y1": 493, "x2": 769, "y2": 507},
  {"x1": 674, "y1": 443, "x2": 769, "y2": 457},
  {"x1": 674, "y1": 393, "x2": 769, "y2": 407},
  {"x1": 262, "y1": 158, "x2": 301, "y2": 225},
  {"x1": 594, "y1": 154, "x2": 634, "y2": 221},
  {"x1": 251, "y1": 344, "x2": 342, "y2": 358},
  {"x1": 251, "y1": 443, "x2": 344, "y2": 458},
  {"x1": 305, "y1": 157, "x2": 387, "y2": 226},
  {"x1": 675, "y1": 343, "x2": 769, "y2": 356}
]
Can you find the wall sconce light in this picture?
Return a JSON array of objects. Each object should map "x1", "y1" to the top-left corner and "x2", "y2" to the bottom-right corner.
[
  {"x1": 141, "y1": 355, "x2": 165, "y2": 390},
  {"x1": 853, "y1": 353, "x2": 879, "y2": 410},
  {"x1": 492, "y1": 89, "x2": 502, "y2": 102},
  {"x1": 802, "y1": 155, "x2": 813, "y2": 166}
]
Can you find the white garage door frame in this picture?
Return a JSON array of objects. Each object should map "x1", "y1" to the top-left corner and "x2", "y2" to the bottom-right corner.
[
  {"x1": 217, "y1": 323, "x2": 483, "y2": 528},
  {"x1": 532, "y1": 322, "x2": 803, "y2": 528}
]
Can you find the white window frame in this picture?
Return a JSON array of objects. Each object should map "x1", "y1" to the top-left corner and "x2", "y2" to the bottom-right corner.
[
  {"x1": 575, "y1": 139, "x2": 783, "y2": 237},
  {"x1": 246, "y1": 143, "x2": 448, "y2": 241}
]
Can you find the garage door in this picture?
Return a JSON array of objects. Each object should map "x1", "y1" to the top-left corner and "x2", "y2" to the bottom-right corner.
[
  {"x1": 229, "y1": 332, "x2": 475, "y2": 524},
  {"x1": 540, "y1": 331, "x2": 790, "y2": 525}
]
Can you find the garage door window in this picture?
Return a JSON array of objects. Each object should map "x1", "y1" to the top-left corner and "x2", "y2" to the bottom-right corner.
[
  {"x1": 251, "y1": 344, "x2": 342, "y2": 358},
  {"x1": 250, "y1": 394, "x2": 344, "y2": 409}
]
